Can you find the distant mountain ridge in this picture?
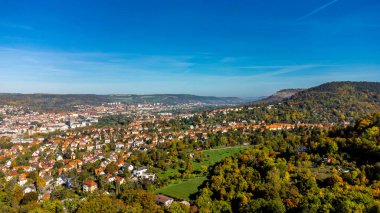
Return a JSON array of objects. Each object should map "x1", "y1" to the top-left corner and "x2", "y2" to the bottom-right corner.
[
  {"x1": 110, "y1": 94, "x2": 245, "y2": 105},
  {"x1": 0, "y1": 93, "x2": 247, "y2": 111},
  {"x1": 256, "y1": 88, "x2": 304, "y2": 103}
]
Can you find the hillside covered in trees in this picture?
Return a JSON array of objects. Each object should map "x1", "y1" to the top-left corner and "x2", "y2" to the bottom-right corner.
[
  {"x1": 285, "y1": 82, "x2": 380, "y2": 122},
  {"x1": 0, "y1": 94, "x2": 113, "y2": 112},
  {"x1": 194, "y1": 113, "x2": 380, "y2": 212},
  {"x1": 240, "y1": 82, "x2": 380, "y2": 124}
]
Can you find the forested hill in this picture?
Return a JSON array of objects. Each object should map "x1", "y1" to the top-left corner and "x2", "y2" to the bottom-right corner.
[
  {"x1": 246, "y1": 81, "x2": 380, "y2": 124},
  {"x1": 289, "y1": 81, "x2": 380, "y2": 102},
  {"x1": 0, "y1": 94, "x2": 112, "y2": 111},
  {"x1": 0, "y1": 93, "x2": 246, "y2": 111},
  {"x1": 284, "y1": 81, "x2": 380, "y2": 122},
  {"x1": 194, "y1": 113, "x2": 380, "y2": 212}
]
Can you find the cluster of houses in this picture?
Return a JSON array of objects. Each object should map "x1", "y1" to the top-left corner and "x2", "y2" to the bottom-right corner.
[
  {"x1": 0, "y1": 104, "x2": 126, "y2": 139},
  {"x1": 81, "y1": 166, "x2": 156, "y2": 193}
]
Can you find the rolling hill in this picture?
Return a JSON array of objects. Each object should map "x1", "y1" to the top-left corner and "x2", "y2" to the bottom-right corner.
[
  {"x1": 255, "y1": 88, "x2": 304, "y2": 103},
  {"x1": 248, "y1": 81, "x2": 380, "y2": 124},
  {"x1": 110, "y1": 94, "x2": 245, "y2": 105},
  {"x1": 0, "y1": 93, "x2": 246, "y2": 111},
  {"x1": 285, "y1": 81, "x2": 380, "y2": 122}
]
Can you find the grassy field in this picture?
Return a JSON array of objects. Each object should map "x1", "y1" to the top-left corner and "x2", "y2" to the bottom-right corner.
[
  {"x1": 157, "y1": 167, "x2": 179, "y2": 180},
  {"x1": 156, "y1": 146, "x2": 249, "y2": 200},
  {"x1": 193, "y1": 146, "x2": 249, "y2": 171},
  {"x1": 156, "y1": 177, "x2": 207, "y2": 200},
  {"x1": 157, "y1": 145, "x2": 249, "y2": 179}
]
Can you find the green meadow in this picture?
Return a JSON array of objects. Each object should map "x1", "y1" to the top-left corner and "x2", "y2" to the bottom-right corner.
[{"x1": 156, "y1": 146, "x2": 249, "y2": 200}]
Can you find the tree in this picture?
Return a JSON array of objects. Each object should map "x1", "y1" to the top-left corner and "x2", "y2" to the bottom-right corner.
[
  {"x1": 36, "y1": 176, "x2": 46, "y2": 189},
  {"x1": 40, "y1": 199, "x2": 64, "y2": 212},
  {"x1": 63, "y1": 198, "x2": 80, "y2": 213},
  {"x1": 10, "y1": 185, "x2": 23, "y2": 208},
  {"x1": 245, "y1": 198, "x2": 286, "y2": 213},
  {"x1": 119, "y1": 189, "x2": 162, "y2": 212},
  {"x1": 184, "y1": 160, "x2": 194, "y2": 176},
  {"x1": 212, "y1": 200, "x2": 232, "y2": 213},
  {"x1": 167, "y1": 202, "x2": 190, "y2": 213},
  {"x1": 105, "y1": 163, "x2": 119, "y2": 174},
  {"x1": 200, "y1": 165, "x2": 208, "y2": 175},
  {"x1": 21, "y1": 192, "x2": 38, "y2": 205},
  {"x1": 77, "y1": 195, "x2": 127, "y2": 213},
  {"x1": 195, "y1": 188, "x2": 213, "y2": 210}
]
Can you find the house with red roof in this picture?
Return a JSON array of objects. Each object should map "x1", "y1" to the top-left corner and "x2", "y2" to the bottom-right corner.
[{"x1": 83, "y1": 180, "x2": 97, "y2": 192}]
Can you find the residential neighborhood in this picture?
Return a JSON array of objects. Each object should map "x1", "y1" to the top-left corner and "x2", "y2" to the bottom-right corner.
[{"x1": 0, "y1": 101, "x2": 329, "y2": 209}]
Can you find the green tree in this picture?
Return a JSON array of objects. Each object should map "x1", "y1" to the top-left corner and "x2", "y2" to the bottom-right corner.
[
  {"x1": 10, "y1": 185, "x2": 23, "y2": 208},
  {"x1": 167, "y1": 202, "x2": 190, "y2": 213},
  {"x1": 77, "y1": 194, "x2": 127, "y2": 213},
  {"x1": 21, "y1": 192, "x2": 38, "y2": 205}
]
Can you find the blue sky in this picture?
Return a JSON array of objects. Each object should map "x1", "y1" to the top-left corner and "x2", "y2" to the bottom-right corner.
[{"x1": 0, "y1": 0, "x2": 379, "y2": 97}]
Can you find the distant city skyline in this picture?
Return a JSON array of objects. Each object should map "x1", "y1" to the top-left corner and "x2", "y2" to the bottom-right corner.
[{"x1": 0, "y1": 0, "x2": 379, "y2": 97}]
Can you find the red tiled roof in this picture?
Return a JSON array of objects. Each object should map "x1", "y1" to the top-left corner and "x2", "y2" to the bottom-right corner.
[{"x1": 83, "y1": 180, "x2": 97, "y2": 186}]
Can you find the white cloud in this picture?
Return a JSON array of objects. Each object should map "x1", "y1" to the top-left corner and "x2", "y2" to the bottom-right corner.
[
  {"x1": 0, "y1": 47, "x2": 379, "y2": 96},
  {"x1": 298, "y1": 0, "x2": 339, "y2": 20}
]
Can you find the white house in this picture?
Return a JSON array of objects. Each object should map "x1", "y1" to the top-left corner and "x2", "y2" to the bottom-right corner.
[{"x1": 133, "y1": 167, "x2": 147, "y2": 176}]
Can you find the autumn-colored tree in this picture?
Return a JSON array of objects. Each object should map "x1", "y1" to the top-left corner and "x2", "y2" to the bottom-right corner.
[
  {"x1": 21, "y1": 191, "x2": 38, "y2": 205},
  {"x1": 105, "y1": 163, "x2": 118, "y2": 174},
  {"x1": 10, "y1": 185, "x2": 23, "y2": 208},
  {"x1": 167, "y1": 202, "x2": 190, "y2": 213},
  {"x1": 77, "y1": 194, "x2": 127, "y2": 213},
  {"x1": 119, "y1": 189, "x2": 162, "y2": 212}
]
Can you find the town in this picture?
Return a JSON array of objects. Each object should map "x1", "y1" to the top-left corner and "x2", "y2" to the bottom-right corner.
[
  {"x1": 0, "y1": 101, "x2": 233, "y2": 138},
  {"x1": 1, "y1": 0, "x2": 378, "y2": 211},
  {"x1": 0, "y1": 101, "x2": 328, "y2": 209}
]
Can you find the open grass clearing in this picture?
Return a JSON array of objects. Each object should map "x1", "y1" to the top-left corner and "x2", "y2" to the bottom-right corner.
[{"x1": 156, "y1": 176, "x2": 207, "y2": 200}]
